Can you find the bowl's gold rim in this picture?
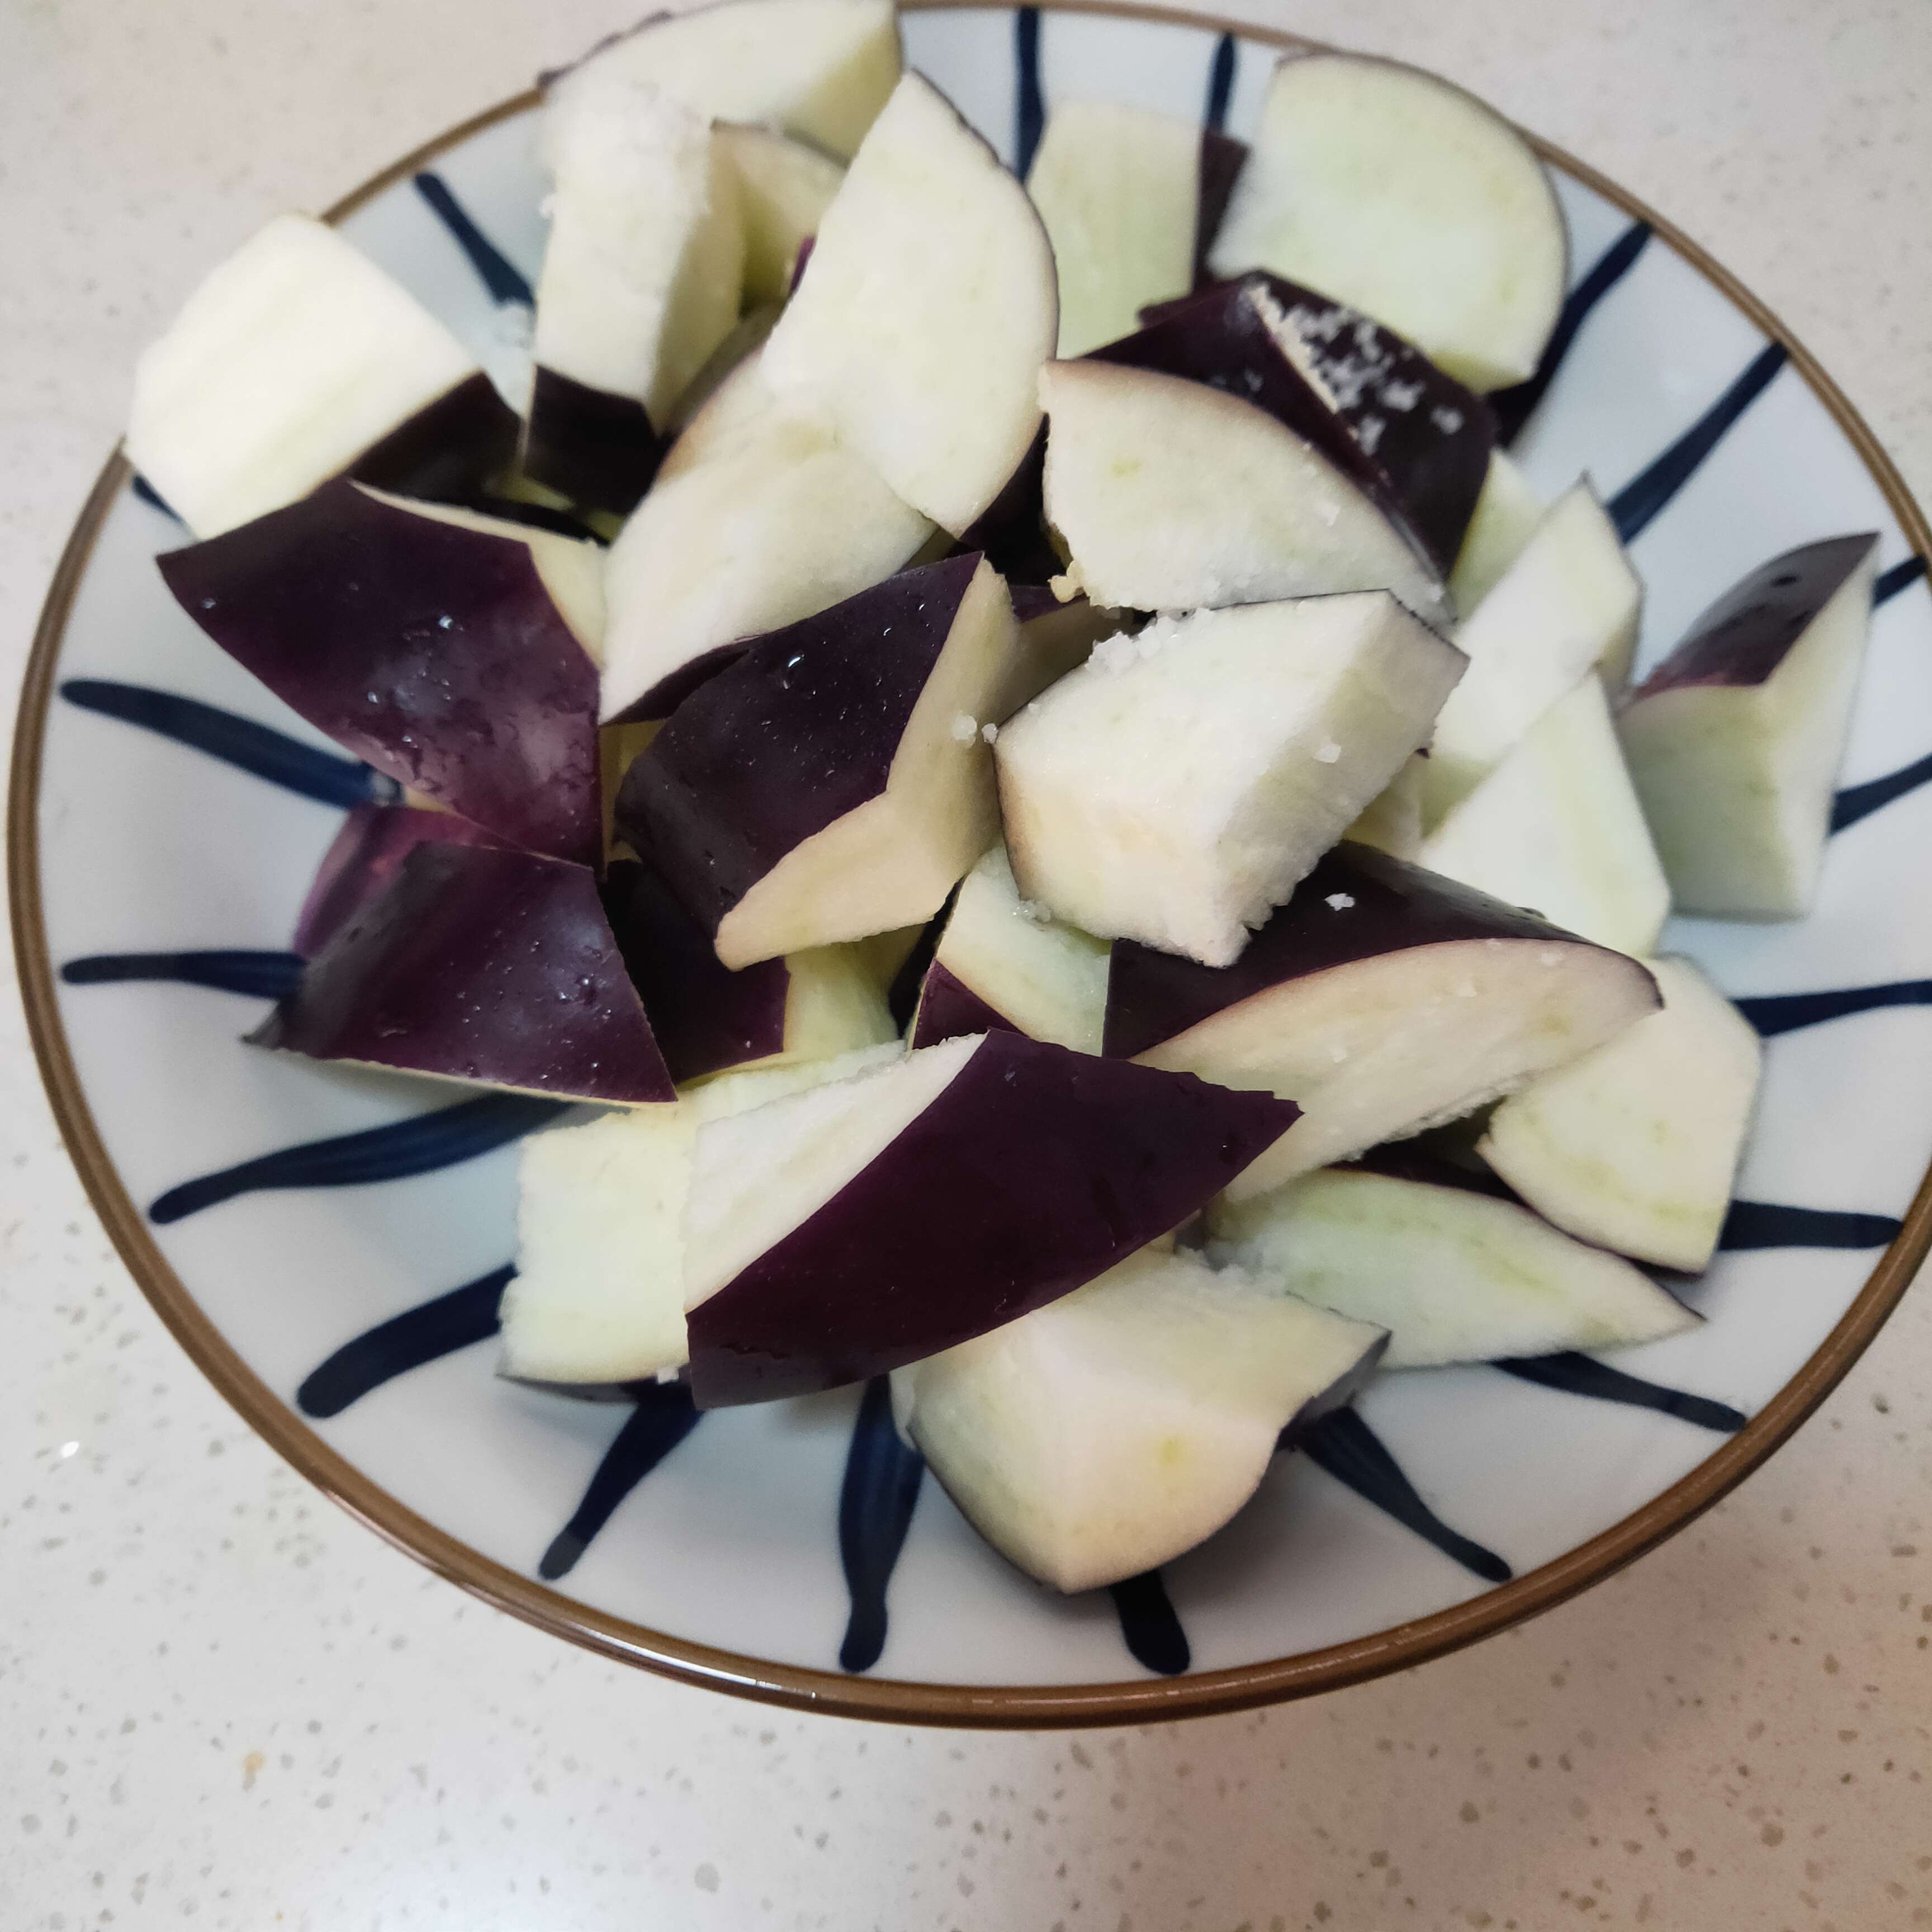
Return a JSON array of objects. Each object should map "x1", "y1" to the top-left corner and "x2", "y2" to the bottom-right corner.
[{"x1": 11, "y1": 0, "x2": 1930, "y2": 1730}]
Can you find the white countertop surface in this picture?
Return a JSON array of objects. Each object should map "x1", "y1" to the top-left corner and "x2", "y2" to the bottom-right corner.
[{"x1": 4, "y1": 3, "x2": 1931, "y2": 1926}]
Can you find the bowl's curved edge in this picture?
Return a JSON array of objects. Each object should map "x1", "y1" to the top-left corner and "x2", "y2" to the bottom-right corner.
[{"x1": 10, "y1": 0, "x2": 1931, "y2": 1731}]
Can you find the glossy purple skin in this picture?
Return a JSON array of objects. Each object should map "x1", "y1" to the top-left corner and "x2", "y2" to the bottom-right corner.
[
  {"x1": 292, "y1": 803, "x2": 508, "y2": 957},
  {"x1": 351, "y1": 372, "x2": 521, "y2": 506},
  {"x1": 1631, "y1": 534, "x2": 1878, "y2": 699},
  {"x1": 160, "y1": 479, "x2": 602, "y2": 866},
  {"x1": 1104, "y1": 845, "x2": 1606, "y2": 1059},
  {"x1": 1124, "y1": 273, "x2": 1493, "y2": 574},
  {"x1": 907, "y1": 958, "x2": 1016, "y2": 1050},
  {"x1": 615, "y1": 554, "x2": 982, "y2": 936},
  {"x1": 520, "y1": 365, "x2": 664, "y2": 516},
  {"x1": 253, "y1": 843, "x2": 674, "y2": 1104},
  {"x1": 602, "y1": 857, "x2": 792, "y2": 1083},
  {"x1": 685, "y1": 1029, "x2": 1301, "y2": 1406},
  {"x1": 611, "y1": 640, "x2": 752, "y2": 729},
  {"x1": 1192, "y1": 130, "x2": 1247, "y2": 288}
]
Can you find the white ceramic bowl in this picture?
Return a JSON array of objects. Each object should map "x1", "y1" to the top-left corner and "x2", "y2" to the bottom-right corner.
[{"x1": 13, "y1": 2, "x2": 1931, "y2": 1725}]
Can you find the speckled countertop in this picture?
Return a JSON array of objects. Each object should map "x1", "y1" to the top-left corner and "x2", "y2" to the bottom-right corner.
[{"x1": 4, "y1": 2, "x2": 1931, "y2": 1926}]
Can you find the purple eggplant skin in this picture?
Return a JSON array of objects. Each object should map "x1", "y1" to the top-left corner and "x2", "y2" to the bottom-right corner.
[
  {"x1": 519, "y1": 366, "x2": 665, "y2": 518},
  {"x1": 907, "y1": 958, "x2": 1018, "y2": 1050},
  {"x1": 293, "y1": 803, "x2": 508, "y2": 957},
  {"x1": 1104, "y1": 844, "x2": 1641, "y2": 1060},
  {"x1": 952, "y1": 427, "x2": 1059, "y2": 587},
  {"x1": 351, "y1": 371, "x2": 522, "y2": 508},
  {"x1": 159, "y1": 479, "x2": 602, "y2": 867},
  {"x1": 615, "y1": 553, "x2": 984, "y2": 937},
  {"x1": 602, "y1": 857, "x2": 792, "y2": 1082},
  {"x1": 1119, "y1": 274, "x2": 1494, "y2": 576},
  {"x1": 608, "y1": 639, "x2": 752, "y2": 730},
  {"x1": 1630, "y1": 534, "x2": 1879, "y2": 699},
  {"x1": 253, "y1": 843, "x2": 675, "y2": 1105},
  {"x1": 685, "y1": 1029, "x2": 1302, "y2": 1406},
  {"x1": 1192, "y1": 130, "x2": 1248, "y2": 289}
]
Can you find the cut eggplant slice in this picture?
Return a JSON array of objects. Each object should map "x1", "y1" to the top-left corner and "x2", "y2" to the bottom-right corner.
[
  {"x1": 995, "y1": 594, "x2": 1465, "y2": 967},
  {"x1": 1206, "y1": 1163, "x2": 1696, "y2": 1368},
  {"x1": 716, "y1": 124, "x2": 846, "y2": 306},
  {"x1": 1480, "y1": 955, "x2": 1763, "y2": 1273},
  {"x1": 252, "y1": 844, "x2": 673, "y2": 1105},
  {"x1": 617, "y1": 555, "x2": 1022, "y2": 967},
  {"x1": 503, "y1": 1039, "x2": 901, "y2": 1387},
  {"x1": 894, "y1": 1245, "x2": 1385, "y2": 1592},
  {"x1": 1026, "y1": 100, "x2": 1201, "y2": 358},
  {"x1": 761, "y1": 73, "x2": 1059, "y2": 534},
  {"x1": 159, "y1": 480, "x2": 603, "y2": 865},
  {"x1": 1618, "y1": 534, "x2": 1879, "y2": 919},
  {"x1": 524, "y1": 69, "x2": 745, "y2": 514},
  {"x1": 1447, "y1": 448, "x2": 1544, "y2": 618},
  {"x1": 126, "y1": 213, "x2": 514, "y2": 538},
  {"x1": 1420, "y1": 673, "x2": 1670, "y2": 957},
  {"x1": 1208, "y1": 52, "x2": 1566, "y2": 391},
  {"x1": 683, "y1": 1028, "x2": 1301, "y2": 1405},
  {"x1": 292, "y1": 803, "x2": 508, "y2": 957},
  {"x1": 599, "y1": 363, "x2": 934, "y2": 723},
  {"x1": 603, "y1": 857, "x2": 894, "y2": 1084},
  {"x1": 908, "y1": 842, "x2": 1110, "y2": 1052},
  {"x1": 1105, "y1": 843, "x2": 1661, "y2": 1201},
  {"x1": 556, "y1": 0, "x2": 901, "y2": 162},
  {"x1": 1424, "y1": 481, "x2": 1641, "y2": 823},
  {"x1": 1341, "y1": 753, "x2": 1427, "y2": 863},
  {"x1": 1038, "y1": 359, "x2": 1447, "y2": 621},
  {"x1": 1113, "y1": 272, "x2": 1495, "y2": 575}
]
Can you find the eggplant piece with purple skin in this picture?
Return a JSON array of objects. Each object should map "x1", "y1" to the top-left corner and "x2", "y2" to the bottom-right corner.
[
  {"x1": 253, "y1": 844, "x2": 674, "y2": 1105},
  {"x1": 125, "y1": 212, "x2": 518, "y2": 539},
  {"x1": 292, "y1": 803, "x2": 508, "y2": 957},
  {"x1": 1105, "y1": 843, "x2": 1661, "y2": 1202},
  {"x1": 1618, "y1": 533, "x2": 1880, "y2": 919},
  {"x1": 602, "y1": 858, "x2": 893, "y2": 1085},
  {"x1": 682, "y1": 1028, "x2": 1301, "y2": 1405},
  {"x1": 616, "y1": 554, "x2": 1024, "y2": 968},
  {"x1": 1112, "y1": 272, "x2": 1494, "y2": 576},
  {"x1": 160, "y1": 480, "x2": 603, "y2": 867}
]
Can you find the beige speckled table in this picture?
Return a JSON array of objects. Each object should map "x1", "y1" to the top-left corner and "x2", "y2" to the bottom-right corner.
[{"x1": 4, "y1": 3, "x2": 1931, "y2": 1926}]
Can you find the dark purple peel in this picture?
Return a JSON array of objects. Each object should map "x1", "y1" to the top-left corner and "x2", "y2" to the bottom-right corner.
[
  {"x1": 615, "y1": 554, "x2": 983, "y2": 937},
  {"x1": 607, "y1": 640, "x2": 754, "y2": 729},
  {"x1": 1120, "y1": 274, "x2": 1493, "y2": 574},
  {"x1": 1630, "y1": 534, "x2": 1879, "y2": 698},
  {"x1": 1192, "y1": 130, "x2": 1247, "y2": 288},
  {"x1": 952, "y1": 427, "x2": 1058, "y2": 586},
  {"x1": 907, "y1": 959, "x2": 1018, "y2": 1049},
  {"x1": 159, "y1": 479, "x2": 602, "y2": 867},
  {"x1": 602, "y1": 857, "x2": 792, "y2": 1082},
  {"x1": 686, "y1": 1030, "x2": 1301, "y2": 1406},
  {"x1": 350, "y1": 372, "x2": 522, "y2": 508},
  {"x1": 293, "y1": 803, "x2": 508, "y2": 957},
  {"x1": 253, "y1": 843, "x2": 674, "y2": 1105},
  {"x1": 520, "y1": 365, "x2": 665, "y2": 517},
  {"x1": 1104, "y1": 845, "x2": 1593, "y2": 1059}
]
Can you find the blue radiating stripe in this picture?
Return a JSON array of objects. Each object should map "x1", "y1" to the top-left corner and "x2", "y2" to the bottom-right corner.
[
  {"x1": 1497, "y1": 1353, "x2": 1745, "y2": 1433},
  {"x1": 538, "y1": 1384, "x2": 704, "y2": 1581},
  {"x1": 1717, "y1": 1200, "x2": 1901, "y2": 1251},
  {"x1": 297, "y1": 1265, "x2": 513, "y2": 1418},
  {"x1": 1736, "y1": 981, "x2": 1932, "y2": 1037},
  {"x1": 1608, "y1": 343, "x2": 1788, "y2": 543},
  {"x1": 1873, "y1": 555, "x2": 1928, "y2": 607},
  {"x1": 1014, "y1": 8, "x2": 1044, "y2": 176},
  {"x1": 1203, "y1": 32, "x2": 1237, "y2": 134},
  {"x1": 412, "y1": 172, "x2": 534, "y2": 306},
  {"x1": 130, "y1": 473, "x2": 181, "y2": 520},
  {"x1": 59, "y1": 679, "x2": 391, "y2": 808},
  {"x1": 1491, "y1": 221, "x2": 1652, "y2": 444},
  {"x1": 837, "y1": 1377, "x2": 926, "y2": 1673},
  {"x1": 61, "y1": 950, "x2": 304, "y2": 999},
  {"x1": 148, "y1": 1092, "x2": 567, "y2": 1225},
  {"x1": 1299, "y1": 1408, "x2": 1512, "y2": 1584},
  {"x1": 1109, "y1": 1571, "x2": 1190, "y2": 1676},
  {"x1": 1833, "y1": 752, "x2": 1932, "y2": 833}
]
